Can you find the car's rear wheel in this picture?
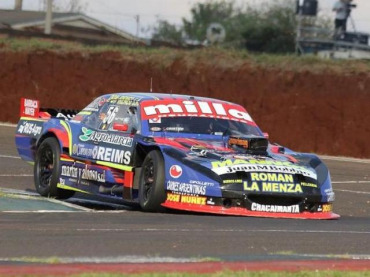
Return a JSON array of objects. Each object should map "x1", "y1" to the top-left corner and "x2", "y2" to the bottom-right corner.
[
  {"x1": 138, "y1": 150, "x2": 166, "y2": 212},
  {"x1": 34, "y1": 137, "x2": 75, "y2": 199}
]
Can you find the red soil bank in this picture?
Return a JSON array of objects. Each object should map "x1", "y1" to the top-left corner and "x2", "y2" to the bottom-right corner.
[{"x1": 1, "y1": 50, "x2": 369, "y2": 158}]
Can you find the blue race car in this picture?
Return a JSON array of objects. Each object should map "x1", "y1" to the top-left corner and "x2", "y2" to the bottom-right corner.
[{"x1": 15, "y1": 93, "x2": 339, "y2": 219}]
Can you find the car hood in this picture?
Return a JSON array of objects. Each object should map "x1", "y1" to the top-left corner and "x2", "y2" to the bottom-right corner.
[{"x1": 152, "y1": 136, "x2": 319, "y2": 182}]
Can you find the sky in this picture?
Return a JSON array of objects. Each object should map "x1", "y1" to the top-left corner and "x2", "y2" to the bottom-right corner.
[{"x1": 1, "y1": 0, "x2": 370, "y2": 38}]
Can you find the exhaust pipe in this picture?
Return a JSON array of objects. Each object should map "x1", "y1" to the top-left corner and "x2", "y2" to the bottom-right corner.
[{"x1": 99, "y1": 185, "x2": 123, "y2": 196}]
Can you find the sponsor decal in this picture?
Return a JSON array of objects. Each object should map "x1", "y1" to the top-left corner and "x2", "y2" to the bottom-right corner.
[
  {"x1": 108, "y1": 95, "x2": 141, "y2": 106},
  {"x1": 189, "y1": 180, "x2": 215, "y2": 187},
  {"x1": 244, "y1": 181, "x2": 303, "y2": 193},
  {"x1": 80, "y1": 167, "x2": 106, "y2": 182},
  {"x1": 93, "y1": 146, "x2": 131, "y2": 165},
  {"x1": 17, "y1": 121, "x2": 42, "y2": 136},
  {"x1": 102, "y1": 105, "x2": 119, "y2": 125},
  {"x1": 167, "y1": 180, "x2": 206, "y2": 195},
  {"x1": 169, "y1": 165, "x2": 182, "y2": 178},
  {"x1": 24, "y1": 99, "x2": 38, "y2": 108},
  {"x1": 150, "y1": 127, "x2": 162, "y2": 132},
  {"x1": 207, "y1": 198, "x2": 215, "y2": 205},
  {"x1": 141, "y1": 99, "x2": 255, "y2": 124},
  {"x1": 72, "y1": 144, "x2": 94, "y2": 158},
  {"x1": 55, "y1": 112, "x2": 75, "y2": 120},
  {"x1": 325, "y1": 188, "x2": 335, "y2": 202},
  {"x1": 20, "y1": 98, "x2": 39, "y2": 117},
  {"x1": 62, "y1": 165, "x2": 78, "y2": 178},
  {"x1": 211, "y1": 159, "x2": 317, "y2": 180},
  {"x1": 181, "y1": 195, "x2": 206, "y2": 205},
  {"x1": 300, "y1": 182, "x2": 317, "y2": 188},
  {"x1": 61, "y1": 165, "x2": 106, "y2": 183},
  {"x1": 251, "y1": 172, "x2": 293, "y2": 182},
  {"x1": 166, "y1": 193, "x2": 206, "y2": 205},
  {"x1": 190, "y1": 145, "x2": 211, "y2": 157},
  {"x1": 244, "y1": 173, "x2": 303, "y2": 193},
  {"x1": 166, "y1": 193, "x2": 180, "y2": 202},
  {"x1": 164, "y1": 127, "x2": 184, "y2": 132},
  {"x1": 84, "y1": 97, "x2": 107, "y2": 112},
  {"x1": 251, "y1": 203, "x2": 300, "y2": 213},
  {"x1": 72, "y1": 144, "x2": 131, "y2": 165},
  {"x1": 223, "y1": 179, "x2": 243, "y2": 184},
  {"x1": 213, "y1": 159, "x2": 293, "y2": 168},
  {"x1": 79, "y1": 127, "x2": 133, "y2": 147},
  {"x1": 322, "y1": 204, "x2": 333, "y2": 212},
  {"x1": 149, "y1": 118, "x2": 161, "y2": 124}
]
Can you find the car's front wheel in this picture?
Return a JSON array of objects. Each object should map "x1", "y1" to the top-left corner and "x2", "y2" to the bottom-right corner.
[
  {"x1": 34, "y1": 137, "x2": 75, "y2": 199},
  {"x1": 138, "y1": 150, "x2": 166, "y2": 212}
]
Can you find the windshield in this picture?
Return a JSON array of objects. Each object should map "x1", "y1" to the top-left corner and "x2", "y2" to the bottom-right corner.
[{"x1": 147, "y1": 116, "x2": 262, "y2": 137}]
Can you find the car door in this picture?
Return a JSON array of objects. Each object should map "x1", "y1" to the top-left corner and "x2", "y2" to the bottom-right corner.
[{"x1": 59, "y1": 99, "x2": 136, "y2": 194}]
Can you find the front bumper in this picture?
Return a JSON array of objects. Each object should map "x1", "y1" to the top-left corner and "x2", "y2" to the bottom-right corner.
[{"x1": 162, "y1": 197, "x2": 340, "y2": 220}]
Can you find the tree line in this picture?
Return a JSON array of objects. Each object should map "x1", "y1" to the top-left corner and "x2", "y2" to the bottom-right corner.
[{"x1": 150, "y1": 0, "x2": 330, "y2": 54}]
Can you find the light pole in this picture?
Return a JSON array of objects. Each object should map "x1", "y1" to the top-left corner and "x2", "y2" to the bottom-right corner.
[
  {"x1": 44, "y1": 0, "x2": 53, "y2": 35},
  {"x1": 295, "y1": 0, "x2": 304, "y2": 55}
]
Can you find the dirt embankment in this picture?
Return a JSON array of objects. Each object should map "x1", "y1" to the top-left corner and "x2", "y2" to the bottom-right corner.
[{"x1": 0, "y1": 50, "x2": 369, "y2": 158}]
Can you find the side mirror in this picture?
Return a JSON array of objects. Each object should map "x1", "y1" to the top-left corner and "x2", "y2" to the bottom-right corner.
[
  {"x1": 263, "y1": 132, "x2": 269, "y2": 139},
  {"x1": 113, "y1": 123, "x2": 128, "y2": 132}
]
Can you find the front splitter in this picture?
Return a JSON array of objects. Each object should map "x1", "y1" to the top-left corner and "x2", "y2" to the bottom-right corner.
[{"x1": 162, "y1": 201, "x2": 340, "y2": 219}]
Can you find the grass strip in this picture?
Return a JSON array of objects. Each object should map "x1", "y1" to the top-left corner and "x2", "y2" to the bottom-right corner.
[{"x1": 1, "y1": 37, "x2": 370, "y2": 74}]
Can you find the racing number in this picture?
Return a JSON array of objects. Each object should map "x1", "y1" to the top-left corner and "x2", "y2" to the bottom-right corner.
[{"x1": 103, "y1": 106, "x2": 119, "y2": 125}]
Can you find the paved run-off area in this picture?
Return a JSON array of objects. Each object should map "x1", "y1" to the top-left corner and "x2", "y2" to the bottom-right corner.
[{"x1": 0, "y1": 124, "x2": 369, "y2": 273}]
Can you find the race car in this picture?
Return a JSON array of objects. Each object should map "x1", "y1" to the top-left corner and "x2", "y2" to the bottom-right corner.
[{"x1": 15, "y1": 93, "x2": 339, "y2": 219}]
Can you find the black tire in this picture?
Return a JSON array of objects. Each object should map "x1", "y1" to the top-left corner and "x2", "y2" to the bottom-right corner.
[
  {"x1": 34, "y1": 137, "x2": 75, "y2": 199},
  {"x1": 138, "y1": 150, "x2": 166, "y2": 212}
]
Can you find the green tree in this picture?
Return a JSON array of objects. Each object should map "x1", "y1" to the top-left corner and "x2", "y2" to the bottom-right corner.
[
  {"x1": 182, "y1": 0, "x2": 235, "y2": 43},
  {"x1": 151, "y1": 20, "x2": 183, "y2": 45},
  {"x1": 150, "y1": 0, "x2": 329, "y2": 53},
  {"x1": 242, "y1": 2, "x2": 297, "y2": 53}
]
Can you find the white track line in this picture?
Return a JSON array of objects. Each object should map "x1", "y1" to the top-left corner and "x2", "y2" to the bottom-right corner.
[
  {"x1": 332, "y1": 181, "x2": 370, "y2": 184},
  {"x1": 0, "y1": 256, "x2": 199, "y2": 263},
  {"x1": 74, "y1": 228, "x2": 370, "y2": 235},
  {"x1": 0, "y1": 154, "x2": 21, "y2": 159},
  {"x1": 0, "y1": 174, "x2": 32, "y2": 177},
  {"x1": 0, "y1": 188, "x2": 38, "y2": 196},
  {"x1": 0, "y1": 122, "x2": 16, "y2": 127},
  {"x1": 335, "y1": 189, "x2": 370, "y2": 195},
  {"x1": 1, "y1": 210, "x2": 129, "y2": 214},
  {"x1": 2, "y1": 211, "x2": 82, "y2": 213},
  {"x1": 320, "y1": 155, "x2": 370, "y2": 164}
]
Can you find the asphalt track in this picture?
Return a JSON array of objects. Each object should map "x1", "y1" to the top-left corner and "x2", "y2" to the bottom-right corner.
[{"x1": 0, "y1": 124, "x2": 369, "y2": 272}]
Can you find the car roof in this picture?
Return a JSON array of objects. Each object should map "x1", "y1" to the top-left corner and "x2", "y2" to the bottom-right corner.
[{"x1": 103, "y1": 92, "x2": 238, "y2": 105}]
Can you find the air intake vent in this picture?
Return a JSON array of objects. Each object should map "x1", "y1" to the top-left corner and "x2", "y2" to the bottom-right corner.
[
  {"x1": 249, "y1": 137, "x2": 268, "y2": 152},
  {"x1": 247, "y1": 195, "x2": 303, "y2": 206},
  {"x1": 228, "y1": 136, "x2": 268, "y2": 154}
]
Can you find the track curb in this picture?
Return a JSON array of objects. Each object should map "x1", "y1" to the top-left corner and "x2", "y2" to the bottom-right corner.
[{"x1": 0, "y1": 260, "x2": 369, "y2": 275}]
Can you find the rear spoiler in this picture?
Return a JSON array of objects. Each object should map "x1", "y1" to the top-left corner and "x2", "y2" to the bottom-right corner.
[{"x1": 20, "y1": 98, "x2": 79, "y2": 120}]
